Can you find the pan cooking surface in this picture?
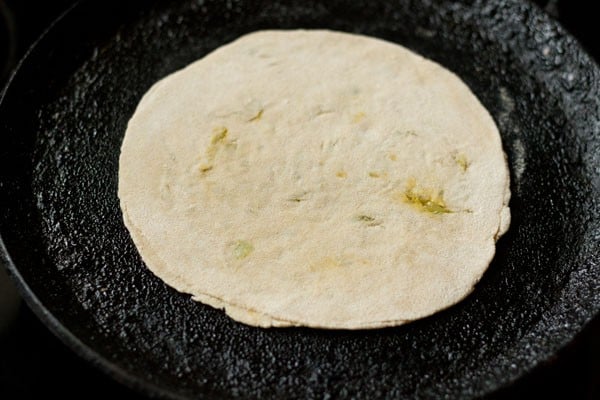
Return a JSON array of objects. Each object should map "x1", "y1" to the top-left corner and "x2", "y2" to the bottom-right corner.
[{"x1": 1, "y1": 0, "x2": 598, "y2": 398}]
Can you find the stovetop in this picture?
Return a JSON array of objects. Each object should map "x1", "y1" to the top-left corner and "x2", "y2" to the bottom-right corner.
[{"x1": 0, "y1": 1, "x2": 598, "y2": 399}]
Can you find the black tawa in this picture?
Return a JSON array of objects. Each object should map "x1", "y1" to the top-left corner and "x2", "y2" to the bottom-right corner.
[{"x1": 0, "y1": 0, "x2": 599, "y2": 398}]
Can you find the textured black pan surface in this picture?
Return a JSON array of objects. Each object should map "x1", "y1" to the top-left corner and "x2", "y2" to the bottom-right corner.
[{"x1": 1, "y1": 0, "x2": 599, "y2": 398}]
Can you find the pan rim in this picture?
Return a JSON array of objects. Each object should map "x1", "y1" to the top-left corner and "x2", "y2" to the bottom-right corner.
[{"x1": 0, "y1": 0, "x2": 598, "y2": 398}]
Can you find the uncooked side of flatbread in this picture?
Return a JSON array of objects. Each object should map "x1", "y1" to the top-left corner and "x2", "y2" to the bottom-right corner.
[{"x1": 119, "y1": 30, "x2": 510, "y2": 329}]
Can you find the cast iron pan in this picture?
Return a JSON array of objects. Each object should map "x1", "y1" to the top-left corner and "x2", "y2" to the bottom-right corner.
[{"x1": 1, "y1": 0, "x2": 599, "y2": 398}]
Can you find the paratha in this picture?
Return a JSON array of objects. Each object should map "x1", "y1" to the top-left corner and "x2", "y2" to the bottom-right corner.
[{"x1": 118, "y1": 30, "x2": 510, "y2": 329}]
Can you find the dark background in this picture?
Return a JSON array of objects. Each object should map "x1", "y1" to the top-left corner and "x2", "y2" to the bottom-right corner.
[{"x1": 0, "y1": 0, "x2": 598, "y2": 398}]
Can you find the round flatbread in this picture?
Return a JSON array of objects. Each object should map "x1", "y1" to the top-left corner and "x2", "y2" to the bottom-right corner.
[{"x1": 119, "y1": 30, "x2": 510, "y2": 329}]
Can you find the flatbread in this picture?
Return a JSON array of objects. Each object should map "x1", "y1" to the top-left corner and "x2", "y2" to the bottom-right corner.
[{"x1": 119, "y1": 30, "x2": 510, "y2": 329}]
